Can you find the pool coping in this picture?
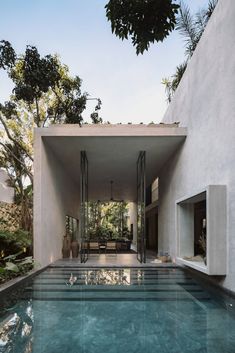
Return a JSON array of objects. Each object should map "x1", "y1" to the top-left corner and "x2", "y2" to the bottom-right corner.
[
  {"x1": 183, "y1": 266, "x2": 235, "y2": 301},
  {"x1": 0, "y1": 265, "x2": 48, "y2": 298}
]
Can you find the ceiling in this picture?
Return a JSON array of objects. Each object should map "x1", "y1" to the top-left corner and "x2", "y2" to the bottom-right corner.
[{"x1": 43, "y1": 135, "x2": 186, "y2": 202}]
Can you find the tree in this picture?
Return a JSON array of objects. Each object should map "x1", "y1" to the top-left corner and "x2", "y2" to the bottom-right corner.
[
  {"x1": 7, "y1": 45, "x2": 89, "y2": 127},
  {"x1": 0, "y1": 40, "x2": 16, "y2": 69},
  {"x1": 105, "y1": 0, "x2": 180, "y2": 55},
  {"x1": 0, "y1": 42, "x2": 102, "y2": 128},
  {"x1": 88, "y1": 201, "x2": 129, "y2": 239},
  {"x1": 0, "y1": 100, "x2": 33, "y2": 231},
  {"x1": 0, "y1": 42, "x2": 102, "y2": 232}
]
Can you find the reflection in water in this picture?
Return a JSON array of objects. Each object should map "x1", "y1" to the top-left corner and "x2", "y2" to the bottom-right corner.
[
  {"x1": 1, "y1": 268, "x2": 235, "y2": 353},
  {"x1": 136, "y1": 270, "x2": 143, "y2": 285},
  {"x1": 0, "y1": 301, "x2": 33, "y2": 353},
  {"x1": 82, "y1": 269, "x2": 131, "y2": 285}
]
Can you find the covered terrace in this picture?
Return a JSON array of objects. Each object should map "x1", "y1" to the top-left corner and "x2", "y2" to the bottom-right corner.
[{"x1": 34, "y1": 124, "x2": 187, "y2": 267}]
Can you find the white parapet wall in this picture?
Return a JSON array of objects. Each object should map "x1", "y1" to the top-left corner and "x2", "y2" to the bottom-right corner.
[{"x1": 158, "y1": 0, "x2": 235, "y2": 290}]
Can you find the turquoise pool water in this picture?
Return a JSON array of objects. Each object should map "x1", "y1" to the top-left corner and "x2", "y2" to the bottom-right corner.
[{"x1": 0, "y1": 267, "x2": 235, "y2": 353}]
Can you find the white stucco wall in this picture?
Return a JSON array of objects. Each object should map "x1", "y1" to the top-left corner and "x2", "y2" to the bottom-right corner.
[
  {"x1": 0, "y1": 169, "x2": 14, "y2": 203},
  {"x1": 34, "y1": 136, "x2": 79, "y2": 267},
  {"x1": 159, "y1": 0, "x2": 235, "y2": 291}
]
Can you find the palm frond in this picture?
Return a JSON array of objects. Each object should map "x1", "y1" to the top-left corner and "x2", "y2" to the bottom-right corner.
[
  {"x1": 162, "y1": 78, "x2": 173, "y2": 103},
  {"x1": 176, "y1": 1, "x2": 197, "y2": 57},
  {"x1": 171, "y1": 62, "x2": 188, "y2": 91},
  {"x1": 206, "y1": 0, "x2": 218, "y2": 21},
  {"x1": 163, "y1": 0, "x2": 218, "y2": 103},
  {"x1": 195, "y1": 9, "x2": 207, "y2": 34}
]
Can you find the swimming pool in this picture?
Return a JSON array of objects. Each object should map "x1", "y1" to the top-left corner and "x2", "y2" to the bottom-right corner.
[{"x1": 0, "y1": 267, "x2": 235, "y2": 353}]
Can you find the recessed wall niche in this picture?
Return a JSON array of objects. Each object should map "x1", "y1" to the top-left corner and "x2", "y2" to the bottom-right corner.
[{"x1": 176, "y1": 185, "x2": 226, "y2": 275}]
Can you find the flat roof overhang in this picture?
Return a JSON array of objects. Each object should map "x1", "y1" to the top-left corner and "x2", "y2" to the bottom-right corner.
[{"x1": 35, "y1": 124, "x2": 187, "y2": 201}]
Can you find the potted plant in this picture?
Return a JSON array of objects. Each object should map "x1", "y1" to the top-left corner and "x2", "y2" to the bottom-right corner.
[
  {"x1": 62, "y1": 233, "x2": 71, "y2": 258},
  {"x1": 71, "y1": 238, "x2": 79, "y2": 258}
]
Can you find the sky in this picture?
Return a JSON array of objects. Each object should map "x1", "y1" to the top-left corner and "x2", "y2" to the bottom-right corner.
[{"x1": 0, "y1": 0, "x2": 209, "y2": 124}]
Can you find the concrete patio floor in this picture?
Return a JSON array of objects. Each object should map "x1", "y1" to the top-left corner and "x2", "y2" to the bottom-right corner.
[{"x1": 51, "y1": 253, "x2": 176, "y2": 268}]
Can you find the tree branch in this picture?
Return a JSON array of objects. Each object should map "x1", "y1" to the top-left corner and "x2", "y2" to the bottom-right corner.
[
  {"x1": 0, "y1": 142, "x2": 33, "y2": 184},
  {"x1": 0, "y1": 114, "x2": 33, "y2": 162},
  {"x1": 35, "y1": 96, "x2": 40, "y2": 127}
]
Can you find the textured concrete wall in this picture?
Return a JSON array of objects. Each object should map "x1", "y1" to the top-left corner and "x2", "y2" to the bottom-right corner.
[
  {"x1": 34, "y1": 137, "x2": 79, "y2": 267},
  {"x1": 159, "y1": 0, "x2": 235, "y2": 290}
]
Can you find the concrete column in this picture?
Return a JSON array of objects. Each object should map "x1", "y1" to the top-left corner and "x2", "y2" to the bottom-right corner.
[{"x1": 34, "y1": 134, "x2": 79, "y2": 267}]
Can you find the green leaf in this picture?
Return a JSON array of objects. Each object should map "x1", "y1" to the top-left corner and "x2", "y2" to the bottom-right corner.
[
  {"x1": 18, "y1": 256, "x2": 33, "y2": 266},
  {"x1": 4, "y1": 250, "x2": 23, "y2": 261},
  {"x1": 0, "y1": 267, "x2": 6, "y2": 274},
  {"x1": 5, "y1": 262, "x2": 19, "y2": 272}
]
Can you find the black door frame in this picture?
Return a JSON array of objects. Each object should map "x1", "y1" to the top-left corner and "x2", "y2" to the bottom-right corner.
[
  {"x1": 137, "y1": 151, "x2": 146, "y2": 263},
  {"x1": 80, "y1": 151, "x2": 88, "y2": 263}
]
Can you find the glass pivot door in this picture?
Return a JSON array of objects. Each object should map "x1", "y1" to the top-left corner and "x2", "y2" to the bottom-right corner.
[
  {"x1": 137, "y1": 151, "x2": 146, "y2": 263},
  {"x1": 80, "y1": 151, "x2": 88, "y2": 263}
]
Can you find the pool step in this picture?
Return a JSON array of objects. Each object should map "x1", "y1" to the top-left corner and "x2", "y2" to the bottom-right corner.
[
  {"x1": 21, "y1": 285, "x2": 210, "y2": 302},
  {"x1": 19, "y1": 266, "x2": 211, "y2": 302},
  {"x1": 20, "y1": 289, "x2": 211, "y2": 301},
  {"x1": 25, "y1": 282, "x2": 201, "y2": 292}
]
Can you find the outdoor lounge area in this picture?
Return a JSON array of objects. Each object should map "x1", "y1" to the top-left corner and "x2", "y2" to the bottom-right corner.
[
  {"x1": 63, "y1": 202, "x2": 135, "y2": 261},
  {"x1": 87, "y1": 240, "x2": 131, "y2": 253},
  {"x1": 77, "y1": 239, "x2": 132, "y2": 256}
]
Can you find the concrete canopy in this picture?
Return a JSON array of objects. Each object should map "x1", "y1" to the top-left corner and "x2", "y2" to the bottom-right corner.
[
  {"x1": 34, "y1": 124, "x2": 187, "y2": 266},
  {"x1": 35, "y1": 124, "x2": 187, "y2": 202}
]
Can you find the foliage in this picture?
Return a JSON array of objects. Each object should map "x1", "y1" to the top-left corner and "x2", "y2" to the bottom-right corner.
[
  {"x1": 0, "y1": 202, "x2": 22, "y2": 232},
  {"x1": 176, "y1": 0, "x2": 218, "y2": 59},
  {"x1": 90, "y1": 98, "x2": 102, "y2": 124},
  {"x1": 0, "y1": 232, "x2": 33, "y2": 284},
  {"x1": 162, "y1": 0, "x2": 218, "y2": 102},
  {"x1": 0, "y1": 40, "x2": 16, "y2": 69},
  {"x1": 0, "y1": 253, "x2": 34, "y2": 284},
  {"x1": 105, "y1": 0, "x2": 180, "y2": 55},
  {"x1": 0, "y1": 45, "x2": 89, "y2": 129},
  {"x1": 88, "y1": 201, "x2": 129, "y2": 240},
  {"x1": 0, "y1": 114, "x2": 33, "y2": 233},
  {"x1": 0, "y1": 229, "x2": 31, "y2": 257},
  {"x1": 11, "y1": 46, "x2": 61, "y2": 105},
  {"x1": 162, "y1": 61, "x2": 187, "y2": 103}
]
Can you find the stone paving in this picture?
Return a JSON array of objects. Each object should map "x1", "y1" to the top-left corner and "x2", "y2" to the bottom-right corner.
[{"x1": 52, "y1": 253, "x2": 176, "y2": 268}]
